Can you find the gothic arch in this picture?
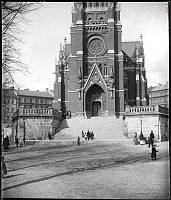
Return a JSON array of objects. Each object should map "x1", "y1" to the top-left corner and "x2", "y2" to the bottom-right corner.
[{"x1": 85, "y1": 83, "x2": 106, "y2": 118}]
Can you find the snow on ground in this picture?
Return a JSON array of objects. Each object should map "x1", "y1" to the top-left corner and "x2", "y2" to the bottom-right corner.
[{"x1": 2, "y1": 140, "x2": 170, "y2": 199}]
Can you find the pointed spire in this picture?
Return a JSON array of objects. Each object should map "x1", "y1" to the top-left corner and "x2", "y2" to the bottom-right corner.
[
  {"x1": 140, "y1": 33, "x2": 143, "y2": 42},
  {"x1": 60, "y1": 43, "x2": 62, "y2": 52},
  {"x1": 59, "y1": 43, "x2": 63, "y2": 60},
  {"x1": 64, "y1": 37, "x2": 67, "y2": 45}
]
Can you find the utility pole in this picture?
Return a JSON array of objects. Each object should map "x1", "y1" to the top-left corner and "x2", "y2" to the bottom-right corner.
[{"x1": 23, "y1": 119, "x2": 26, "y2": 145}]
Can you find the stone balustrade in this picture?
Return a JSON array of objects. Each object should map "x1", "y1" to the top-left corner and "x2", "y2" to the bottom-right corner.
[
  {"x1": 18, "y1": 106, "x2": 53, "y2": 116},
  {"x1": 125, "y1": 105, "x2": 158, "y2": 115},
  {"x1": 125, "y1": 105, "x2": 168, "y2": 116}
]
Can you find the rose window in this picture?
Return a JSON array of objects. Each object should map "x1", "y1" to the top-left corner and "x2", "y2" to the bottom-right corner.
[{"x1": 88, "y1": 38, "x2": 105, "y2": 54}]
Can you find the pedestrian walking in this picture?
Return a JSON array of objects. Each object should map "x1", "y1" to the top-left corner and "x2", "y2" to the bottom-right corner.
[
  {"x1": 149, "y1": 130, "x2": 154, "y2": 147},
  {"x1": 3, "y1": 135, "x2": 9, "y2": 152},
  {"x1": 77, "y1": 136, "x2": 80, "y2": 146},
  {"x1": 139, "y1": 132, "x2": 144, "y2": 141},
  {"x1": 91, "y1": 131, "x2": 94, "y2": 140},
  {"x1": 15, "y1": 136, "x2": 19, "y2": 147},
  {"x1": 87, "y1": 130, "x2": 90, "y2": 141},
  {"x1": 151, "y1": 145, "x2": 158, "y2": 160},
  {"x1": 2, "y1": 156, "x2": 7, "y2": 177},
  {"x1": 133, "y1": 132, "x2": 138, "y2": 145},
  {"x1": 48, "y1": 131, "x2": 52, "y2": 140}
]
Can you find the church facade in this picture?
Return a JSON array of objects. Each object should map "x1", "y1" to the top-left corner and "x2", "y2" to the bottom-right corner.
[{"x1": 53, "y1": 2, "x2": 148, "y2": 118}]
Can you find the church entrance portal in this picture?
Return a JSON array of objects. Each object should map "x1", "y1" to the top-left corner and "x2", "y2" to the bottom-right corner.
[
  {"x1": 85, "y1": 84, "x2": 106, "y2": 118},
  {"x1": 92, "y1": 101, "x2": 101, "y2": 116}
]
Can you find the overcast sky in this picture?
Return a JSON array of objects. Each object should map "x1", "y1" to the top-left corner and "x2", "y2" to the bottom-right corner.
[{"x1": 14, "y1": 2, "x2": 169, "y2": 91}]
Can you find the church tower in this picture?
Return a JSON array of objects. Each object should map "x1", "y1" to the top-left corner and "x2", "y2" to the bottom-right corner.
[
  {"x1": 53, "y1": 2, "x2": 148, "y2": 119},
  {"x1": 63, "y1": 2, "x2": 124, "y2": 118}
]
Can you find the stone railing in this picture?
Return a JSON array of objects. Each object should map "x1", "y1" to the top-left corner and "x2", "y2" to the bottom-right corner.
[
  {"x1": 125, "y1": 105, "x2": 157, "y2": 114},
  {"x1": 18, "y1": 106, "x2": 53, "y2": 116},
  {"x1": 125, "y1": 105, "x2": 168, "y2": 116}
]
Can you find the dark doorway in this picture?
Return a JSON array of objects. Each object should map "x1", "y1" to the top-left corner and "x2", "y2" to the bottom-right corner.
[
  {"x1": 85, "y1": 84, "x2": 106, "y2": 118},
  {"x1": 92, "y1": 101, "x2": 101, "y2": 116}
]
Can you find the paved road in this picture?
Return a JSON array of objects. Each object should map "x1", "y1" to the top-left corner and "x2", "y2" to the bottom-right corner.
[{"x1": 2, "y1": 140, "x2": 170, "y2": 199}]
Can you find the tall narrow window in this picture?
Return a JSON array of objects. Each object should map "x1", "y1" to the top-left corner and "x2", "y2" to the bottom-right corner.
[{"x1": 103, "y1": 65, "x2": 108, "y2": 76}]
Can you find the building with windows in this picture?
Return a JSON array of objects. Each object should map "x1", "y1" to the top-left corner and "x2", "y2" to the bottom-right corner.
[
  {"x1": 2, "y1": 87, "x2": 54, "y2": 129},
  {"x1": 2, "y1": 87, "x2": 17, "y2": 128},
  {"x1": 53, "y1": 2, "x2": 148, "y2": 118},
  {"x1": 148, "y1": 83, "x2": 169, "y2": 108},
  {"x1": 16, "y1": 88, "x2": 54, "y2": 109}
]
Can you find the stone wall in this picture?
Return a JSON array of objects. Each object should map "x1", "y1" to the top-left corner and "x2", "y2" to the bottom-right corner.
[
  {"x1": 13, "y1": 118, "x2": 53, "y2": 140},
  {"x1": 124, "y1": 105, "x2": 169, "y2": 142}
]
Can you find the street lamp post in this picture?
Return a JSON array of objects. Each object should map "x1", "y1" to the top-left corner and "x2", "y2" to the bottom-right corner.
[
  {"x1": 23, "y1": 119, "x2": 26, "y2": 145},
  {"x1": 140, "y1": 116, "x2": 143, "y2": 133}
]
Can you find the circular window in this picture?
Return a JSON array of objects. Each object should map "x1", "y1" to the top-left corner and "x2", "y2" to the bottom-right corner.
[{"x1": 88, "y1": 37, "x2": 105, "y2": 54}]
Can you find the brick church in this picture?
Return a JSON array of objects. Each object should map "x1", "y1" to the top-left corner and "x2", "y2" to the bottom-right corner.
[{"x1": 53, "y1": 2, "x2": 148, "y2": 118}]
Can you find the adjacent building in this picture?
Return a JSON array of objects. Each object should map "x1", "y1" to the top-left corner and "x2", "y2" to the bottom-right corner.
[
  {"x1": 2, "y1": 87, "x2": 54, "y2": 129},
  {"x1": 148, "y1": 83, "x2": 169, "y2": 108},
  {"x1": 16, "y1": 88, "x2": 54, "y2": 109}
]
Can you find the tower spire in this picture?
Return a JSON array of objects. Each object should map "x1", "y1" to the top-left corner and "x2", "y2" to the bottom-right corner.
[{"x1": 140, "y1": 33, "x2": 143, "y2": 42}]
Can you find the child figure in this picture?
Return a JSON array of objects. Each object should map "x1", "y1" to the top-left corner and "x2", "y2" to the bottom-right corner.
[{"x1": 151, "y1": 145, "x2": 158, "y2": 160}]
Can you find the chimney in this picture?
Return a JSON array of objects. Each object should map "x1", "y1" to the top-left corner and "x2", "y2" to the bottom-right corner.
[
  {"x1": 36, "y1": 90, "x2": 39, "y2": 92},
  {"x1": 46, "y1": 88, "x2": 48, "y2": 92}
]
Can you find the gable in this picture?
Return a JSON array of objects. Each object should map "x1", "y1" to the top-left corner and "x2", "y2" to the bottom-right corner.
[{"x1": 84, "y1": 62, "x2": 107, "y2": 92}]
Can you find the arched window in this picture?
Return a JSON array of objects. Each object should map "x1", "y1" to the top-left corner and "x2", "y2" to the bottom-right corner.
[
  {"x1": 96, "y1": 2, "x2": 99, "y2": 7},
  {"x1": 100, "y1": 17, "x2": 103, "y2": 20}
]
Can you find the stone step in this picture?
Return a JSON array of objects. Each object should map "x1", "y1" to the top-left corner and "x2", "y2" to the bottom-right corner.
[{"x1": 54, "y1": 117, "x2": 128, "y2": 140}]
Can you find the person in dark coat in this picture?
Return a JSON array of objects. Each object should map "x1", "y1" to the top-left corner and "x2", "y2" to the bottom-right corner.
[
  {"x1": 6, "y1": 135, "x2": 10, "y2": 150},
  {"x1": 15, "y1": 136, "x2": 19, "y2": 147},
  {"x1": 151, "y1": 145, "x2": 158, "y2": 160},
  {"x1": 87, "y1": 130, "x2": 90, "y2": 141},
  {"x1": 48, "y1": 131, "x2": 52, "y2": 140},
  {"x1": 139, "y1": 132, "x2": 144, "y2": 141},
  {"x1": 3, "y1": 135, "x2": 8, "y2": 152},
  {"x1": 2, "y1": 156, "x2": 7, "y2": 177},
  {"x1": 77, "y1": 136, "x2": 80, "y2": 146},
  {"x1": 149, "y1": 130, "x2": 154, "y2": 147}
]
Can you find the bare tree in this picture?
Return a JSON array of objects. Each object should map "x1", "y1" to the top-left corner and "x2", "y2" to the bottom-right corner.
[{"x1": 2, "y1": 2, "x2": 42, "y2": 88}]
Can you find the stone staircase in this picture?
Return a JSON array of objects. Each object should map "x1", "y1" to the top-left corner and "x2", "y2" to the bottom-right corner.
[{"x1": 54, "y1": 116, "x2": 128, "y2": 140}]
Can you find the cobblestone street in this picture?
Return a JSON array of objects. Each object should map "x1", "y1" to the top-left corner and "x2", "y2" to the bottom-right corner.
[{"x1": 2, "y1": 140, "x2": 170, "y2": 199}]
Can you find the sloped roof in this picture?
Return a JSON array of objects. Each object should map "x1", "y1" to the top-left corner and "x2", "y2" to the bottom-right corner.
[
  {"x1": 147, "y1": 86, "x2": 155, "y2": 93},
  {"x1": 3, "y1": 88, "x2": 17, "y2": 99},
  {"x1": 151, "y1": 83, "x2": 169, "y2": 92},
  {"x1": 122, "y1": 41, "x2": 141, "y2": 59},
  {"x1": 15, "y1": 89, "x2": 54, "y2": 98},
  {"x1": 64, "y1": 44, "x2": 71, "y2": 59}
]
